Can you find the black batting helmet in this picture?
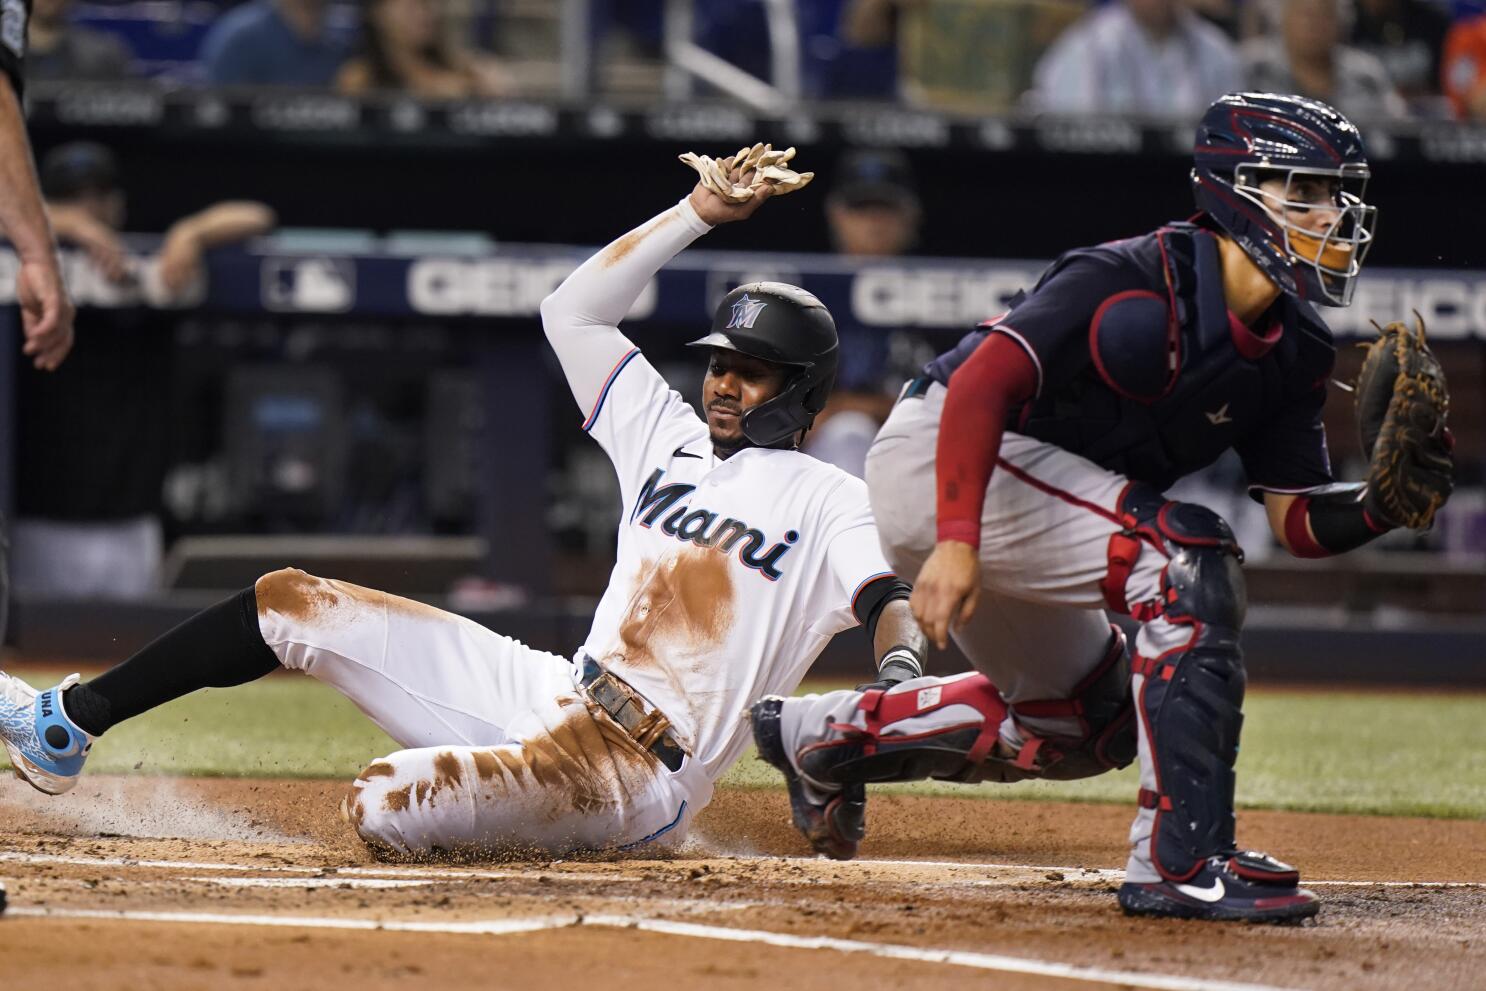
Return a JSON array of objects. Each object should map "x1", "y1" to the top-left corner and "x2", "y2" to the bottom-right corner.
[{"x1": 688, "y1": 282, "x2": 838, "y2": 448}]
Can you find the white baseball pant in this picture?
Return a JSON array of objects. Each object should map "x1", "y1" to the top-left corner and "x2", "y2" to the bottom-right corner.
[{"x1": 254, "y1": 569, "x2": 710, "y2": 858}]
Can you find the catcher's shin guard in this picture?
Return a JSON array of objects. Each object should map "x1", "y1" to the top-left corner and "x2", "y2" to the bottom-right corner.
[
  {"x1": 794, "y1": 641, "x2": 1136, "y2": 790},
  {"x1": 1123, "y1": 487, "x2": 1250, "y2": 881},
  {"x1": 795, "y1": 672, "x2": 1010, "y2": 787}
]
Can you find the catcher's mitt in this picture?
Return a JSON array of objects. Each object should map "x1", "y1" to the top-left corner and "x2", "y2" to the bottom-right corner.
[
  {"x1": 1354, "y1": 315, "x2": 1454, "y2": 530},
  {"x1": 678, "y1": 143, "x2": 814, "y2": 203}
]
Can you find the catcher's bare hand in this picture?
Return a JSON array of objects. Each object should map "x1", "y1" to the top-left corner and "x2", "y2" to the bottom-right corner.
[{"x1": 910, "y1": 540, "x2": 981, "y2": 651}]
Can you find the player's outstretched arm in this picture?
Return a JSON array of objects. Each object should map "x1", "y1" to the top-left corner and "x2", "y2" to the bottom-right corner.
[
  {"x1": 540, "y1": 143, "x2": 810, "y2": 418},
  {"x1": 539, "y1": 193, "x2": 716, "y2": 417}
]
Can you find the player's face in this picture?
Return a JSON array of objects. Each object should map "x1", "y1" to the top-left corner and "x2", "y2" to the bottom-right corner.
[
  {"x1": 1257, "y1": 176, "x2": 1342, "y2": 234},
  {"x1": 703, "y1": 348, "x2": 791, "y2": 450}
]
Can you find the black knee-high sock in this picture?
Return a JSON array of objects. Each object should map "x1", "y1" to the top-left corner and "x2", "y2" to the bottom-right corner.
[{"x1": 63, "y1": 587, "x2": 281, "y2": 736}]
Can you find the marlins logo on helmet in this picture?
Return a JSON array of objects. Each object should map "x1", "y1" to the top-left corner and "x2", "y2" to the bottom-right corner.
[{"x1": 726, "y1": 293, "x2": 768, "y2": 330}]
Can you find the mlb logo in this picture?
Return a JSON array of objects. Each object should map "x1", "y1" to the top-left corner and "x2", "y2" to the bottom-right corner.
[
  {"x1": 726, "y1": 293, "x2": 768, "y2": 330},
  {"x1": 262, "y1": 258, "x2": 356, "y2": 313}
]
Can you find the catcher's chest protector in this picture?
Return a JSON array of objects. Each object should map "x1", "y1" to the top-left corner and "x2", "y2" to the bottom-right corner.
[{"x1": 936, "y1": 226, "x2": 1338, "y2": 489}]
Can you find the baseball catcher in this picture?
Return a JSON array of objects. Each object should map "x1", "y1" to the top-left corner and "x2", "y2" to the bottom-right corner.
[{"x1": 749, "y1": 93, "x2": 1454, "y2": 922}]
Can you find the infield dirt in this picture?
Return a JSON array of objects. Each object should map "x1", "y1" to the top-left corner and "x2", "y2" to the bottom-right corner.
[{"x1": 2, "y1": 777, "x2": 1484, "y2": 991}]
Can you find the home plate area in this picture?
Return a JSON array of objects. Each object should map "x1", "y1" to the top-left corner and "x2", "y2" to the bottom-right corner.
[{"x1": 1, "y1": 778, "x2": 1484, "y2": 991}]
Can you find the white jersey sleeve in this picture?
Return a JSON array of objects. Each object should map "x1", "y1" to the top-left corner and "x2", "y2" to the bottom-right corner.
[
  {"x1": 539, "y1": 198, "x2": 714, "y2": 500},
  {"x1": 810, "y1": 474, "x2": 898, "y2": 639}
]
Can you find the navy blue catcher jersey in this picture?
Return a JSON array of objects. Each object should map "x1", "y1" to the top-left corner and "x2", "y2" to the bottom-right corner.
[{"x1": 925, "y1": 221, "x2": 1336, "y2": 494}]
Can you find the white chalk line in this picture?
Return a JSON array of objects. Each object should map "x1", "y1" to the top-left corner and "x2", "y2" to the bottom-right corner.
[
  {"x1": 4, "y1": 906, "x2": 572, "y2": 936},
  {"x1": 4, "y1": 849, "x2": 1482, "y2": 890},
  {"x1": 0, "y1": 851, "x2": 617, "y2": 884},
  {"x1": 190, "y1": 876, "x2": 435, "y2": 890},
  {"x1": 4, "y1": 905, "x2": 1301, "y2": 991}
]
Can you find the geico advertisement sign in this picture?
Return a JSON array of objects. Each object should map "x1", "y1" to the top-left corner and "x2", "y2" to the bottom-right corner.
[
  {"x1": 407, "y1": 258, "x2": 656, "y2": 318},
  {"x1": 848, "y1": 266, "x2": 1486, "y2": 338},
  {"x1": 848, "y1": 265, "x2": 1045, "y2": 328},
  {"x1": 1326, "y1": 275, "x2": 1486, "y2": 340},
  {"x1": 0, "y1": 248, "x2": 201, "y2": 308}
]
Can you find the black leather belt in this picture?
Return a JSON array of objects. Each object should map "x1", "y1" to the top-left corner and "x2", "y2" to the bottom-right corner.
[{"x1": 579, "y1": 658, "x2": 686, "y2": 772}]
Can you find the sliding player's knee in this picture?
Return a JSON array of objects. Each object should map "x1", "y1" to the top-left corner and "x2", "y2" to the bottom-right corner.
[
  {"x1": 253, "y1": 567, "x2": 331, "y2": 619},
  {"x1": 342, "y1": 754, "x2": 421, "y2": 857},
  {"x1": 252, "y1": 567, "x2": 343, "y2": 662}
]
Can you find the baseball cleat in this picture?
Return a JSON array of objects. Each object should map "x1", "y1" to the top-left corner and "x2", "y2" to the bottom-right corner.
[
  {"x1": 0, "y1": 671, "x2": 95, "y2": 796},
  {"x1": 750, "y1": 695, "x2": 865, "y2": 860},
  {"x1": 1118, "y1": 850, "x2": 1319, "y2": 923}
]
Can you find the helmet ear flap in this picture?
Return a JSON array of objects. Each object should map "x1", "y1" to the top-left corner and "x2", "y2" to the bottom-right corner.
[{"x1": 739, "y1": 360, "x2": 835, "y2": 448}]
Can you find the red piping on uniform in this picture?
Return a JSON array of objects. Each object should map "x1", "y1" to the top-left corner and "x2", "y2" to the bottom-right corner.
[
  {"x1": 992, "y1": 458, "x2": 1123, "y2": 527},
  {"x1": 1142, "y1": 618, "x2": 1207, "y2": 884},
  {"x1": 935, "y1": 334, "x2": 1039, "y2": 547},
  {"x1": 1283, "y1": 496, "x2": 1331, "y2": 558},
  {"x1": 1152, "y1": 233, "x2": 1185, "y2": 396}
]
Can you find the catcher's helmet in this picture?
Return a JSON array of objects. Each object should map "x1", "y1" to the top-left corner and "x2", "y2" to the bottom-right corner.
[
  {"x1": 688, "y1": 282, "x2": 838, "y2": 448},
  {"x1": 1192, "y1": 92, "x2": 1376, "y2": 307}
]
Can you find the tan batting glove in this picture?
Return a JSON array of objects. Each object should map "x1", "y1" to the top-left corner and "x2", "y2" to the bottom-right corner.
[{"x1": 678, "y1": 143, "x2": 815, "y2": 203}]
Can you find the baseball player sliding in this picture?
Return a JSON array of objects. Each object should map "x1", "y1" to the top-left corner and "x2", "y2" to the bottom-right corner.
[
  {"x1": 750, "y1": 93, "x2": 1453, "y2": 922},
  {"x1": 0, "y1": 145, "x2": 927, "y2": 858}
]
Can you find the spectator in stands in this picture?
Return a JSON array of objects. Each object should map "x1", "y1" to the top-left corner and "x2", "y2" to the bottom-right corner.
[
  {"x1": 200, "y1": 0, "x2": 351, "y2": 87},
  {"x1": 335, "y1": 0, "x2": 513, "y2": 99},
  {"x1": 1350, "y1": 0, "x2": 1451, "y2": 108},
  {"x1": 10, "y1": 142, "x2": 277, "y2": 601},
  {"x1": 826, "y1": 147, "x2": 920, "y2": 259},
  {"x1": 803, "y1": 149, "x2": 927, "y2": 478},
  {"x1": 1443, "y1": 13, "x2": 1486, "y2": 120},
  {"x1": 1242, "y1": 0, "x2": 1408, "y2": 120},
  {"x1": 1028, "y1": 0, "x2": 1242, "y2": 116},
  {"x1": 26, "y1": 0, "x2": 135, "y2": 82}
]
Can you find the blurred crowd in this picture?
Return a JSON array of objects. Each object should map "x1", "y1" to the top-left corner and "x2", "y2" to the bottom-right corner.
[{"x1": 22, "y1": 0, "x2": 1486, "y2": 120}]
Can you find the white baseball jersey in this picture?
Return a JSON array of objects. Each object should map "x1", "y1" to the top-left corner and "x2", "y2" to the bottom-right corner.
[{"x1": 540, "y1": 198, "x2": 896, "y2": 779}]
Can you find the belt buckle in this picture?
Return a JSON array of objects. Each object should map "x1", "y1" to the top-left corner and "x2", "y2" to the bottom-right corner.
[{"x1": 580, "y1": 659, "x2": 685, "y2": 772}]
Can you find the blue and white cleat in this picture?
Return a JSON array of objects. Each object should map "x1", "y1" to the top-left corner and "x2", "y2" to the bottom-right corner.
[{"x1": 0, "y1": 671, "x2": 95, "y2": 795}]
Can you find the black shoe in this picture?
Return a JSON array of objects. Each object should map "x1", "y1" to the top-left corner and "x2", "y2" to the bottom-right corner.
[
  {"x1": 749, "y1": 696, "x2": 865, "y2": 860},
  {"x1": 1118, "y1": 850, "x2": 1320, "y2": 923}
]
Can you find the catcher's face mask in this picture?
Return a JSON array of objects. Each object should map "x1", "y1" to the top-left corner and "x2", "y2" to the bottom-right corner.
[{"x1": 1235, "y1": 163, "x2": 1376, "y2": 307}]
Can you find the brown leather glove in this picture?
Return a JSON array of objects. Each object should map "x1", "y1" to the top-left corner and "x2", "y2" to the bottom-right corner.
[{"x1": 1354, "y1": 315, "x2": 1453, "y2": 530}]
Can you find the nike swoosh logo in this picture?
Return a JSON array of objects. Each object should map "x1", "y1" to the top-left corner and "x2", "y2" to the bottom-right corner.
[
  {"x1": 672, "y1": 446, "x2": 704, "y2": 460},
  {"x1": 1174, "y1": 877, "x2": 1226, "y2": 903}
]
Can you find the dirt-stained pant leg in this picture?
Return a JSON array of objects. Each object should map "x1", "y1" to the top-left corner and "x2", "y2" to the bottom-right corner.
[
  {"x1": 253, "y1": 569, "x2": 706, "y2": 858},
  {"x1": 254, "y1": 568, "x2": 577, "y2": 748},
  {"x1": 863, "y1": 384, "x2": 1188, "y2": 880},
  {"x1": 346, "y1": 695, "x2": 707, "y2": 858}
]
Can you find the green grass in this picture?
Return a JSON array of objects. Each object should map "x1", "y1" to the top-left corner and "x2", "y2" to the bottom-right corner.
[{"x1": 4, "y1": 670, "x2": 1484, "y2": 818}]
